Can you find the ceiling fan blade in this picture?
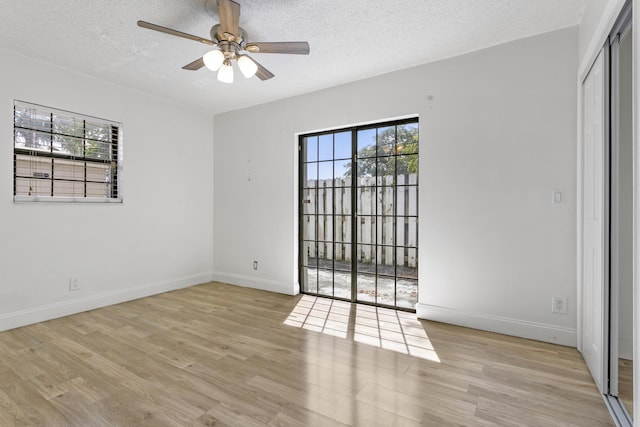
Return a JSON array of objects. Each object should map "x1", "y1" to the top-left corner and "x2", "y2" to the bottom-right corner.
[
  {"x1": 217, "y1": 0, "x2": 240, "y2": 36},
  {"x1": 245, "y1": 55, "x2": 274, "y2": 81},
  {"x1": 182, "y1": 57, "x2": 205, "y2": 71},
  {"x1": 137, "y1": 21, "x2": 215, "y2": 46},
  {"x1": 245, "y1": 42, "x2": 310, "y2": 55}
]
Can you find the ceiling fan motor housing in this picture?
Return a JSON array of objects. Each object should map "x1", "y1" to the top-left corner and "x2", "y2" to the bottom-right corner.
[
  {"x1": 211, "y1": 24, "x2": 246, "y2": 44},
  {"x1": 211, "y1": 24, "x2": 249, "y2": 60}
]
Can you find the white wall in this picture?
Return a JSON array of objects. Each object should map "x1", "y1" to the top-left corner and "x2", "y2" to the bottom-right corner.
[
  {"x1": 213, "y1": 27, "x2": 579, "y2": 345},
  {"x1": 0, "y1": 49, "x2": 215, "y2": 331}
]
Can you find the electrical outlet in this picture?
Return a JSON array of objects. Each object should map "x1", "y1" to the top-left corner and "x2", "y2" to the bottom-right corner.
[
  {"x1": 69, "y1": 276, "x2": 80, "y2": 292},
  {"x1": 253, "y1": 261, "x2": 258, "y2": 270},
  {"x1": 552, "y1": 296, "x2": 567, "y2": 314}
]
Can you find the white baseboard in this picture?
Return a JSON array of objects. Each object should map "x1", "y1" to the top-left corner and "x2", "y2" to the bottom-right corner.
[
  {"x1": 416, "y1": 303, "x2": 577, "y2": 347},
  {"x1": 212, "y1": 271, "x2": 299, "y2": 296},
  {"x1": 0, "y1": 272, "x2": 215, "y2": 333}
]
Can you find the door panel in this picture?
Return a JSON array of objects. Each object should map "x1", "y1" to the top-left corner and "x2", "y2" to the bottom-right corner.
[
  {"x1": 612, "y1": 24, "x2": 633, "y2": 415},
  {"x1": 580, "y1": 48, "x2": 607, "y2": 393},
  {"x1": 299, "y1": 119, "x2": 419, "y2": 310}
]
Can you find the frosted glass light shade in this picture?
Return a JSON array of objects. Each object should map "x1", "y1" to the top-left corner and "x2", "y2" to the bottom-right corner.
[
  {"x1": 217, "y1": 61, "x2": 234, "y2": 83},
  {"x1": 237, "y1": 55, "x2": 258, "y2": 78},
  {"x1": 203, "y1": 49, "x2": 225, "y2": 71}
]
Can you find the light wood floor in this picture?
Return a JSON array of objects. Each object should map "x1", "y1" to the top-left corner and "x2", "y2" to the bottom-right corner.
[{"x1": 0, "y1": 282, "x2": 613, "y2": 426}]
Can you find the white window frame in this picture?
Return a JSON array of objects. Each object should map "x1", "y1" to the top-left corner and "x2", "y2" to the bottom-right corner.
[{"x1": 13, "y1": 100, "x2": 123, "y2": 203}]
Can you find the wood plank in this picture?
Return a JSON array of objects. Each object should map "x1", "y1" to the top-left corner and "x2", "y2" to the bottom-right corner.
[{"x1": 0, "y1": 282, "x2": 614, "y2": 426}]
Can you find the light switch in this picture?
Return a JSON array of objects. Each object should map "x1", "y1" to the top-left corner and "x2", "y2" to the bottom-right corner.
[{"x1": 552, "y1": 190, "x2": 563, "y2": 206}]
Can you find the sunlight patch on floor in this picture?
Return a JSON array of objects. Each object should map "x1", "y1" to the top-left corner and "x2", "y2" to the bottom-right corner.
[{"x1": 284, "y1": 295, "x2": 440, "y2": 362}]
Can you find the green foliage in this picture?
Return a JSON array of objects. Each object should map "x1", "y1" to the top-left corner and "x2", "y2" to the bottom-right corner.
[
  {"x1": 344, "y1": 125, "x2": 418, "y2": 178},
  {"x1": 14, "y1": 107, "x2": 111, "y2": 159},
  {"x1": 53, "y1": 117, "x2": 110, "y2": 159}
]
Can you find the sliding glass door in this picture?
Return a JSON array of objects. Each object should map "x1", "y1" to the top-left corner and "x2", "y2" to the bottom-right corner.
[{"x1": 299, "y1": 118, "x2": 418, "y2": 310}]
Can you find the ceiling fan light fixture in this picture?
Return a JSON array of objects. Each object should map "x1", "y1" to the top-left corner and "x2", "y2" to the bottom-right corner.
[
  {"x1": 137, "y1": 0, "x2": 310, "y2": 82},
  {"x1": 217, "y1": 59, "x2": 234, "y2": 83},
  {"x1": 203, "y1": 49, "x2": 225, "y2": 71},
  {"x1": 237, "y1": 55, "x2": 258, "y2": 78}
]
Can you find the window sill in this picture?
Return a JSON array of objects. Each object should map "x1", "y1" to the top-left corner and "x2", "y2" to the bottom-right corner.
[{"x1": 13, "y1": 196, "x2": 123, "y2": 204}]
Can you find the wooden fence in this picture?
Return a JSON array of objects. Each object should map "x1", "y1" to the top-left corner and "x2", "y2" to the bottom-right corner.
[{"x1": 302, "y1": 174, "x2": 417, "y2": 268}]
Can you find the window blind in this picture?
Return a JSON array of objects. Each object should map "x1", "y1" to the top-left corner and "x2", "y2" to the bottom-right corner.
[{"x1": 13, "y1": 100, "x2": 122, "y2": 202}]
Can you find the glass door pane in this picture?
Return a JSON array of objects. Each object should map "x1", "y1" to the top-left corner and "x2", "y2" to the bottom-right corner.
[
  {"x1": 354, "y1": 122, "x2": 418, "y2": 309},
  {"x1": 300, "y1": 132, "x2": 353, "y2": 299}
]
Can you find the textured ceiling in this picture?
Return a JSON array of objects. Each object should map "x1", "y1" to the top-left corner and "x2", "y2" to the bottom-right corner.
[{"x1": 0, "y1": 0, "x2": 587, "y2": 116}]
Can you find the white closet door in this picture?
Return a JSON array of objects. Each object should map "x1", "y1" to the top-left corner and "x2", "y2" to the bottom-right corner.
[{"x1": 580, "y1": 48, "x2": 608, "y2": 394}]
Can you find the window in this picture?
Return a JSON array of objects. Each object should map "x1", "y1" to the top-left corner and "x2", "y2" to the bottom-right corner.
[{"x1": 13, "y1": 100, "x2": 122, "y2": 202}]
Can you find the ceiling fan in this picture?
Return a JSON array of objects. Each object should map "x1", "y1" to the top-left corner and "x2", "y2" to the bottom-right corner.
[{"x1": 137, "y1": 0, "x2": 310, "y2": 83}]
